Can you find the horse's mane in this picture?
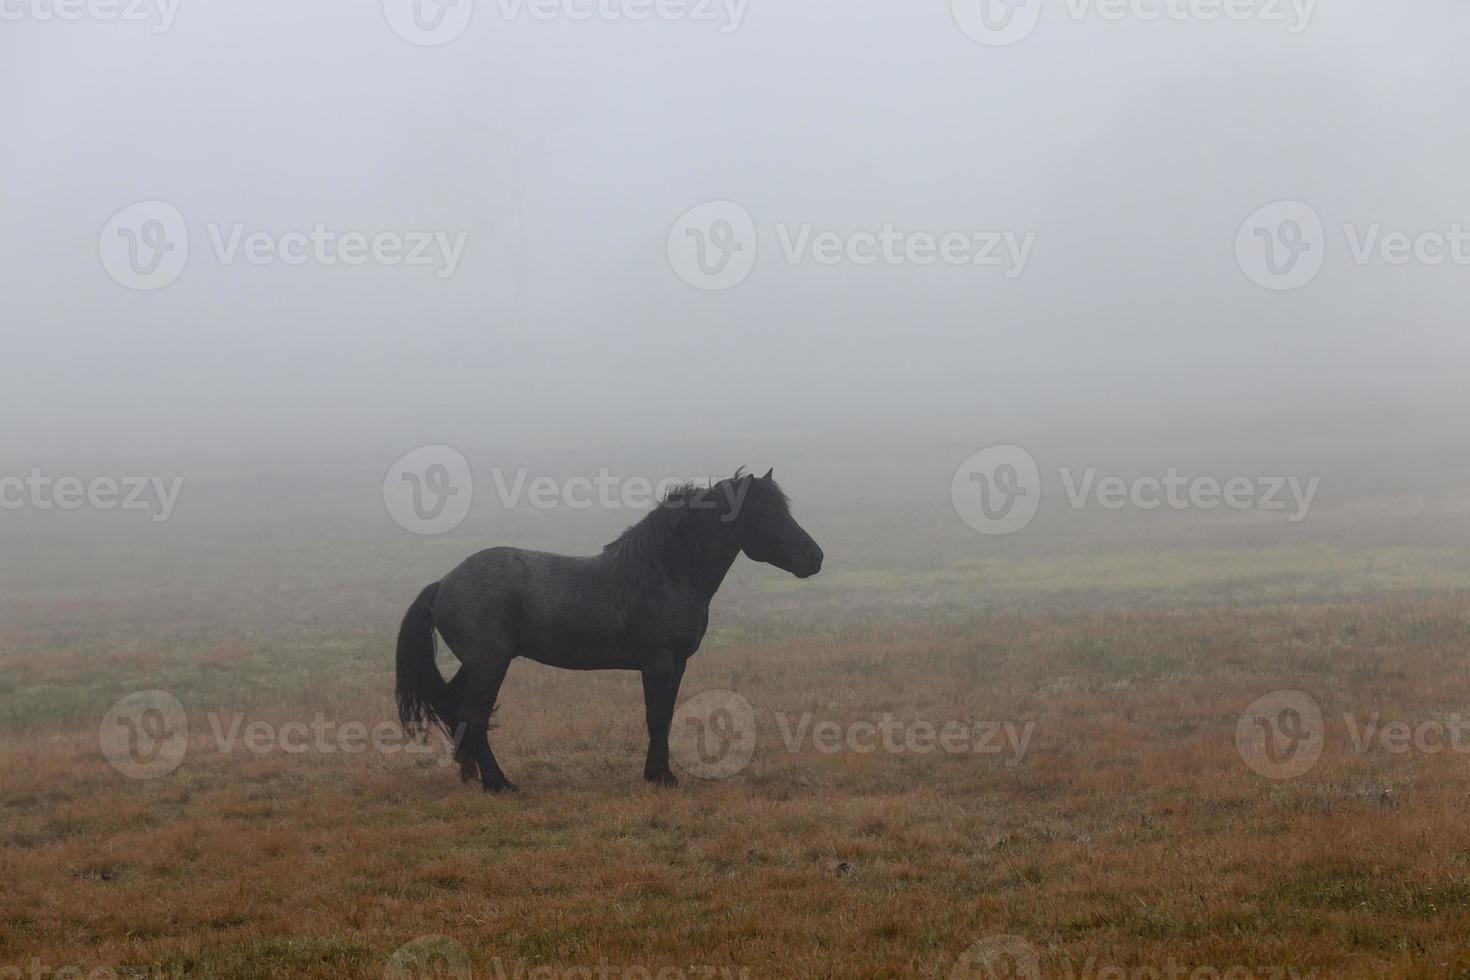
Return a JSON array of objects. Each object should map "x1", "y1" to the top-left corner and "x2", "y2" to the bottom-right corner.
[
  {"x1": 601, "y1": 479, "x2": 729, "y2": 566},
  {"x1": 601, "y1": 468, "x2": 787, "y2": 577}
]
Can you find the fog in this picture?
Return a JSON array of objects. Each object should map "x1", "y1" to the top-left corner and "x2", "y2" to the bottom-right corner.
[
  {"x1": 3, "y1": 0, "x2": 1469, "y2": 479},
  {"x1": 10, "y1": 11, "x2": 1470, "y2": 970}
]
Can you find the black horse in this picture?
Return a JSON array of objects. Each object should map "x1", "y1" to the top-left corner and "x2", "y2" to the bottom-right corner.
[{"x1": 396, "y1": 468, "x2": 823, "y2": 791}]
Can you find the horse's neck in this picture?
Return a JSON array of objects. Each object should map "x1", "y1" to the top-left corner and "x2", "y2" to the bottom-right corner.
[
  {"x1": 685, "y1": 539, "x2": 741, "y2": 601},
  {"x1": 607, "y1": 520, "x2": 740, "y2": 602},
  {"x1": 651, "y1": 530, "x2": 741, "y2": 602}
]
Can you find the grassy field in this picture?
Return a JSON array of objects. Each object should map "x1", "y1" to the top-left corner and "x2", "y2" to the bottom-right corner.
[{"x1": 5, "y1": 465, "x2": 1470, "y2": 978}]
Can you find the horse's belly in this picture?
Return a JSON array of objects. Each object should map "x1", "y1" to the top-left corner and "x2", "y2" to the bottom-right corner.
[
  {"x1": 529, "y1": 646, "x2": 643, "y2": 669},
  {"x1": 521, "y1": 642, "x2": 642, "y2": 671}
]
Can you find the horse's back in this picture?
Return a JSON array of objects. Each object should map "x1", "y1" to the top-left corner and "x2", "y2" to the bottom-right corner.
[{"x1": 431, "y1": 546, "x2": 616, "y2": 657}]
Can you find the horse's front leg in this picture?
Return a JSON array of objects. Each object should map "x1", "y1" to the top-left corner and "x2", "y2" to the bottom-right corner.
[{"x1": 640, "y1": 652, "x2": 686, "y2": 787}]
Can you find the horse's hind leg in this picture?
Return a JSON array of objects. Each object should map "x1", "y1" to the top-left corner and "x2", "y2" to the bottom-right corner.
[
  {"x1": 455, "y1": 651, "x2": 517, "y2": 793},
  {"x1": 440, "y1": 667, "x2": 477, "y2": 785}
]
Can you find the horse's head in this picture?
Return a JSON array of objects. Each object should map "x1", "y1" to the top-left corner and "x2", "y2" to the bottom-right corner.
[{"x1": 726, "y1": 468, "x2": 823, "y2": 579}]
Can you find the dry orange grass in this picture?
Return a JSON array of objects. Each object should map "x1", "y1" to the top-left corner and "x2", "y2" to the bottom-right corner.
[{"x1": 4, "y1": 600, "x2": 1470, "y2": 978}]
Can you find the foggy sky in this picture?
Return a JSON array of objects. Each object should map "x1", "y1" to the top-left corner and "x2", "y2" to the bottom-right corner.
[{"x1": 3, "y1": 0, "x2": 1469, "y2": 474}]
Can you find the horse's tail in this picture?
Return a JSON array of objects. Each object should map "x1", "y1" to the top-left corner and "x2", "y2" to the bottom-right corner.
[{"x1": 396, "y1": 582, "x2": 456, "y2": 740}]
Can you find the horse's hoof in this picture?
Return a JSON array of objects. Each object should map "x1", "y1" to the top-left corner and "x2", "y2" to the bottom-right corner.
[
  {"x1": 483, "y1": 778, "x2": 519, "y2": 794},
  {"x1": 644, "y1": 769, "x2": 680, "y2": 788}
]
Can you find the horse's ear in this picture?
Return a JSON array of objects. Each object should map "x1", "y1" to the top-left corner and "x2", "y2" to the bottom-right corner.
[{"x1": 761, "y1": 468, "x2": 774, "y2": 480}]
